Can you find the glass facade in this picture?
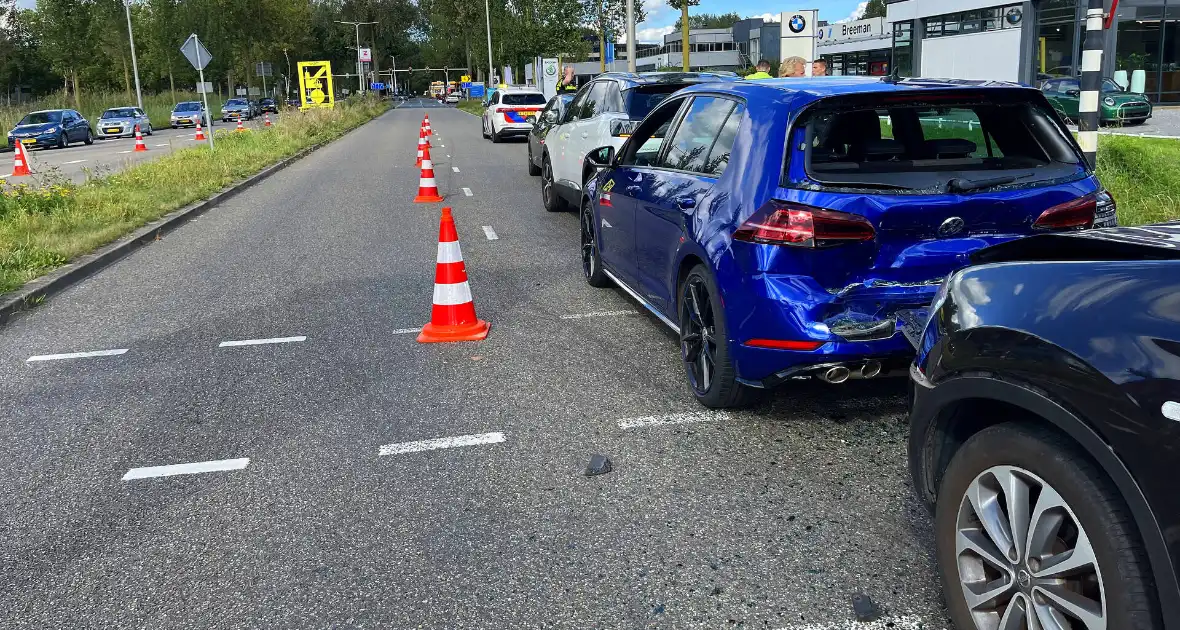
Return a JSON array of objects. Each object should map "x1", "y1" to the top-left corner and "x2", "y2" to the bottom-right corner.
[
  {"x1": 893, "y1": 21, "x2": 915, "y2": 77},
  {"x1": 821, "y1": 49, "x2": 892, "y2": 76}
]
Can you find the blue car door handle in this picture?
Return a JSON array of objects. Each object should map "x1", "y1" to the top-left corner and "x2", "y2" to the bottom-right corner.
[{"x1": 676, "y1": 198, "x2": 696, "y2": 210}]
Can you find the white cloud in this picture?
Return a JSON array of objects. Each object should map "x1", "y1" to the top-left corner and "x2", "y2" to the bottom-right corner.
[
  {"x1": 748, "y1": 13, "x2": 780, "y2": 23},
  {"x1": 836, "y1": 2, "x2": 869, "y2": 23},
  {"x1": 622, "y1": 25, "x2": 677, "y2": 44}
]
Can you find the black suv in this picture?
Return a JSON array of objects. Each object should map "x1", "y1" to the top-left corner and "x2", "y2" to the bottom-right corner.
[{"x1": 907, "y1": 223, "x2": 1180, "y2": 629}]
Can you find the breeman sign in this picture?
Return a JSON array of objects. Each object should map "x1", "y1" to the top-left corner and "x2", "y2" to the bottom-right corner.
[{"x1": 816, "y1": 18, "x2": 886, "y2": 44}]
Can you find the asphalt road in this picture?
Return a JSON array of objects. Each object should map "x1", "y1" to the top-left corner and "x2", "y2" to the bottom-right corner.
[
  {"x1": 3, "y1": 113, "x2": 279, "y2": 185},
  {"x1": 0, "y1": 96, "x2": 950, "y2": 629}
]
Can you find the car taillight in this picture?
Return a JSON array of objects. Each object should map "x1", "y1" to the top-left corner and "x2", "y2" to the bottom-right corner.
[
  {"x1": 733, "y1": 201, "x2": 875, "y2": 248},
  {"x1": 1033, "y1": 193, "x2": 1098, "y2": 230}
]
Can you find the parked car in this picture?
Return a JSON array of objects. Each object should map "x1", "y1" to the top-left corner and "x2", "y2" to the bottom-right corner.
[
  {"x1": 579, "y1": 77, "x2": 1117, "y2": 408},
  {"x1": 221, "y1": 98, "x2": 252, "y2": 122},
  {"x1": 540, "y1": 72, "x2": 740, "y2": 213},
  {"x1": 258, "y1": 98, "x2": 279, "y2": 114},
  {"x1": 527, "y1": 93, "x2": 576, "y2": 176},
  {"x1": 7, "y1": 109, "x2": 93, "y2": 150},
  {"x1": 906, "y1": 223, "x2": 1180, "y2": 630},
  {"x1": 480, "y1": 87, "x2": 547, "y2": 143},
  {"x1": 1042, "y1": 77, "x2": 1152, "y2": 125},
  {"x1": 170, "y1": 101, "x2": 212, "y2": 128},
  {"x1": 446, "y1": 93, "x2": 460, "y2": 104},
  {"x1": 95, "y1": 107, "x2": 152, "y2": 139}
]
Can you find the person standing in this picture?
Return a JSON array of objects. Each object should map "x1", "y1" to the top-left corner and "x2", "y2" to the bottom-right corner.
[
  {"x1": 558, "y1": 65, "x2": 578, "y2": 92},
  {"x1": 812, "y1": 59, "x2": 829, "y2": 76},
  {"x1": 778, "y1": 56, "x2": 807, "y2": 78},
  {"x1": 744, "y1": 59, "x2": 774, "y2": 80}
]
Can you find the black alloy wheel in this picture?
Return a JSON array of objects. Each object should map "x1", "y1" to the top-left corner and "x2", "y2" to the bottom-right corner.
[
  {"x1": 83, "y1": 129, "x2": 93, "y2": 145},
  {"x1": 541, "y1": 156, "x2": 566, "y2": 212},
  {"x1": 581, "y1": 198, "x2": 610, "y2": 288},
  {"x1": 57, "y1": 132, "x2": 68, "y2": 149},
  {"x1": 678, "y1": 265, "x2": 759, "y2": 409},
  {"x1": 527, "y1": 144, "x2": 541, "y2": 176}
]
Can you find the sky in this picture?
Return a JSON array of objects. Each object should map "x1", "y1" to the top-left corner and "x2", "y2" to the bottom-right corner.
[{"x1": 629, "y1": 0, "x2": 870, "y2": 43}]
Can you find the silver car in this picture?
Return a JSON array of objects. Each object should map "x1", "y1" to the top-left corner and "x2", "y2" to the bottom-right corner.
[
  {"x1": 170, "y1": 101, "x2": 212, "y2": 128},
  {"x1": 96, "y1": 107, "x2": 152, "y2": 139}
]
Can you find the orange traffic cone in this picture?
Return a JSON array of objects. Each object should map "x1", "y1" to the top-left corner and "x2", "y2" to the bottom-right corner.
[
  {"x1": 11, "y1": 140, "x2": 30, "y2": 177},
  {"x1": 413, "y1": 144, "x2": 444, "y2": 203},
  {"x1": 417, "y1": 207, "x2": 489, "y2": 343},
  {"x1": 416, "y1": 128, "x2": 427, "y2": 167},
  {"x1": 134, "y1": 125, "x2": 148, "y2": 152},
  {"x1": 264, "y1": 113, "x2": 272, "y2": 127},
  {"x1": 423, "y1": 114, "x2": 432, "y2": 136},
  {"x1": 194, "y1": 121, "x2": 206, "y2": 141},
  {"x1": 235, "y1": 118, "x2": 246, "y2": 132}
]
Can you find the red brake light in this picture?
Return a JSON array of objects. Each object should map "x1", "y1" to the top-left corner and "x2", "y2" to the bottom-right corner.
[
  {"x1": 1033, "y1": 194, "x2": 1098, "y2": 230},
  {"x1": 743, "y1": 339, "x2": 825, "y2": 351},
  {"x1": 733, "y1": 202, "x2": 875, "y2": 247}
]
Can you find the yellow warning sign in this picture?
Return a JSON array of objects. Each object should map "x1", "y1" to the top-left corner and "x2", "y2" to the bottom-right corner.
[{"x1": 297, "y1": 61, "x2": 335, "y2": 111}]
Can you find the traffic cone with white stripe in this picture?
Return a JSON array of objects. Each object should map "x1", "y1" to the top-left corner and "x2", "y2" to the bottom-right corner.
[
  {"x1": 413, "y1": 144, "x2": 443, "y2": 203},
  {"x1": 418, "y1": 206, "x2": 489, "y2": 343},
  {"x1": 235, "y1": 118, "x2": 247, "y2": 132},
  {"x1": 11, "y1": 140, "x2": 30, "y2": 177},
  {"x1": 416, "y1": 128, "x2": 427, "y2": 166},
  {"x1": 423, "y1": 114, "x2": 432, "y2": 136},
  {"x1": 134, "y1": 125, "x2": 148, "y2": 152},
  {"x1": 194, "y1": 121, "x2": 206, "y2": 141},
  {"x1": 264, "y1": 113, "x2": 272, "y2": 127}
]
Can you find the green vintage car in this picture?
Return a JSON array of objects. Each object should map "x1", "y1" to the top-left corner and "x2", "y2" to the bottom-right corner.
[{"x1": 1041, "y1": 77, "x2": 1152, "y2": 125}]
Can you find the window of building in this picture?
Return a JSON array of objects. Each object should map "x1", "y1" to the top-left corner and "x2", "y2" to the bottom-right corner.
[
  {"x1": 923, "y1": 4, "x2": 1023, "y2": 38},
  {"x1": 893, "y1": 21, "x2": 914, "y2": 78},
  {"x1": 820, "y1": 49, "x2": 891, "y2": 77}
]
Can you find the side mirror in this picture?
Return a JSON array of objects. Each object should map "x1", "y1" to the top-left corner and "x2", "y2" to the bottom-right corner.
[
  {"x1": 543, "y1": 110, "x2": 558, "y2": 124},
  {"x1": 1066, "y1": 89, "x2": 1081, "y2": 97},
  {"x1": 587, "y1": 145, "x2": 616, "y2": 168}
]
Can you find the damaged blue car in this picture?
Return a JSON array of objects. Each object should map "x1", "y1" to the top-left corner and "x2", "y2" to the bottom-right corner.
[{"x1": 579, "y1": 76, "x2": 1116, "y2": 408}]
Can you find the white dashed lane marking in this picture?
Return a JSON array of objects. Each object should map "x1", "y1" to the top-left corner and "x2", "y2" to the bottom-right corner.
[
  {"x1": 462, "y1": 187, "x2": 473, "y2": 196},
  {"x1": 26, "y1": 349, "x2": 128, "y2": 363},
  {"x1": 218, "y1": 336, "x2": 306, "y2": 348},
  {"x1": 122, "y1": 458, "x2": 250, "y2": 481},
  {"x1": 154, "y1": 143, "x2": 169, "y2": 147},
  {"x1": 379, "y1": 432, "x2": 505, "y2": 456},
  {"x1": 560, "y1": 310, "x2": 637, "y2": 320},
  {"x1": 62, "y1": 159, "x2": 87, "y2": 165},
  {"x1": 391, "y1": 328, "x2": 422, "y2": 335},
  {"x1": 452, "y1": 166, "x2": 460, "y2": 173},
  {"x1": 617, "y1": 411, "x2": 731, "y2": 430},
  {"x1": 482, "y1": 226, "x2": 498, "y2": 240},
  {"x1": 118, "y1": 150, "x2": 133, "y2": 154}
]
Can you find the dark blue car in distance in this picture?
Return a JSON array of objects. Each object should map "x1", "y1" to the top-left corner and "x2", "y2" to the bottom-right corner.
[{"x1": 580, "y1": 76, "x2": 1116, "y2": 408}]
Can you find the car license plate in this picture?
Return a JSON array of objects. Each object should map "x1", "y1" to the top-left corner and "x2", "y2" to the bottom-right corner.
[
  {"x1": 104, "y1": 127, "x2": 120, "y2": 133},
  {"x1": 894, "y1": 308, "x2": 930, "y2": 350},
  {"x1": 179, "y1": 118, "x2": 191, "y2": 124},
  {"x1": 20, "y1": 138, "x2": 34, "y2": 145}
]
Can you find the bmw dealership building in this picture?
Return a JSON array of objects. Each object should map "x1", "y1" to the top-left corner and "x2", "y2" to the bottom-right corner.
[{"x1": 814, "y1": 1, "x2": 1180, "y2": 103}]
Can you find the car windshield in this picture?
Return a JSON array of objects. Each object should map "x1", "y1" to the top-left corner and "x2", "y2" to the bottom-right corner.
[
  {"x1": 175, "y1": 103, "x2": 201, "y2": 112},
  {"x1": 624, "y1": 86, "x2": 684, "y2": 120},
  {"x1": 1102, "y1": 79, "x2": 1124, "y2": 93},
  {"x1": 102, "y1": 108, "x2": 138, "y2": 119},
  {"x1": 19, "y1": 111, "x2": 62, "y2": 125},
  {"x1": 261, "y1": 99, "x2": 274, "y2": 104},
  {"x1": 797, "y1": 93, "x2": 1086, "y2": 194},
  {"x1": 502, "y1": 93, "x2": 546, "y2": 105},
  {"x1": 226, "y1": 99, "x2": 247, "y2": 106}
]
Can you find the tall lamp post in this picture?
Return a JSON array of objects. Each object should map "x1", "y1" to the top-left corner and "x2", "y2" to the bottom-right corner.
[
  {"x1": 124, "y1": 0, "x2": 143, "y2": 109},
  {"x1": 484, "y1": 0, "x2": 494, "y2": 86},
  {"x1": 626, "y1": 0, "x2": 636, "y2": 72},
  {"x1": 336, "y1": 20, "x2": 378, "y2": 93}
]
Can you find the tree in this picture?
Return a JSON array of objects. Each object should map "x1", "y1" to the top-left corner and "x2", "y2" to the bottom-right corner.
[
  {"x1": 673, "y1": 11, "x2": 739, "y2": 30},
  {"x1": 861, "y1": 0, "x2": 886, "y2": 19},
  {"x1": 33, "y1": 0, "x2": 96, "y2": 107},
  {"x1": 666, "y1": 0, "x2": 698, "y2": 71}
]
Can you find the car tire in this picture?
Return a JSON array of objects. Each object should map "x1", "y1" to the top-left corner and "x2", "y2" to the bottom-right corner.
[
  {"x1": 481, "y1": 119, "x2": 490, "y2": 140},
  {"x1": 491, "y1": 127, "x2": 501, "y2": 143},
  {"x1": 936, "y1": 422, "x2": 1162, "y2": 630},
  {"x1": 57, "y1": 133, "x2": 68, "y2": 149},
  {"x1": 145, "y1": 124, "x2": 152, "y2": 136},
  {"x1": 171, "y1": 125, "x2": 177, "y2": 129},
  {"x1": 83, "y1": 129, "x2": 93, "y2": 145},
  {"x1": 678, "y1": 265, "x2": 760, "y2": 409},
  {"x1": 541, "y1": 154, "x2": 568, "y2": 213},
  {"x1": 580, "y1": 197, "x2": 611, "y2": 288},
  {"x1": 527, "y1": 145, "x2": 541, "y2": 176}
]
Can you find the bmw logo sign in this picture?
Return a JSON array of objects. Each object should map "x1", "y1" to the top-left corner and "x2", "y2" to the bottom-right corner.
[
  {"x1": 788, "y1": 14, "x2": 807, "y2": 34},
  {"x1": 1006, "y1": 7, "x2": 1023, "y2": 25}
]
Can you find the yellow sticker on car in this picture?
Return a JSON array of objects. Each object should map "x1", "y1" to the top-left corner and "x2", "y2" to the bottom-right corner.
[{"x1": 603, "y1": 179, "x2": 615, "y2": 193}]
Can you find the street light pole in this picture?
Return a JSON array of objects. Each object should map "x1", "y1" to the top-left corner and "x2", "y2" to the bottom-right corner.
[
  {"x1": 336, "y1": 20, "x2": 377, "y2": 94},
  {"x1": 626, "y1": 0, "x2": 636, "y2": 72},
  {"x1": 124, "y1": 0, "x2": 143, "y2": 109},
  {"x1": 484, "y1": 0, "x2": 494, "y2": 86},
  {"x1": 391, "y1": 55, "x2": 398, "y2": 96}
]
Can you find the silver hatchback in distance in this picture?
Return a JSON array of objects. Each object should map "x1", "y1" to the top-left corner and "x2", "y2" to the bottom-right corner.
[{"x1": 96, "y1": 107, "x2": 152, "y2": 139}]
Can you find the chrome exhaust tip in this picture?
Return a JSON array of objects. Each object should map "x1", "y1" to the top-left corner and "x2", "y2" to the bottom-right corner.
[
  {"x1": 822, "y1": 365, "x2": 851, "y2": 384},
  {"x1": 860, "y1": 360, "x2": 882, "y2": 379}
]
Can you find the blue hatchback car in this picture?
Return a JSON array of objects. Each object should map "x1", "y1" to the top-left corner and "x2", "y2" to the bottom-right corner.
[{"x1": 579, "y1": 77, "x2": 1116, "y2": 408}]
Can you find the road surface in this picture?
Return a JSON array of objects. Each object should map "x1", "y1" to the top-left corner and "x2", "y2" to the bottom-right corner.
[{"x1": 0, "y1": 97, "x2": 949, "y2": 628}]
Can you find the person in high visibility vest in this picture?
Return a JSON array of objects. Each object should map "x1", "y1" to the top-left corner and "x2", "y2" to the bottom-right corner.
[
  {"x1": 744, "y1": 59, "x2": 773, "y2": 80},
  {"x1": 558, "y1": 65, "x2": 578, "y2": 92}
]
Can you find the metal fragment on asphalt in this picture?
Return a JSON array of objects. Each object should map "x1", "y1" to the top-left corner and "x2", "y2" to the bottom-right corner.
[
  {"x1": 379, "y1": 432, "x2": 505, "y2": 456},
  {"x1": 26, "y1": 348, "x2": 129, "y2": 363},
  {"x1": 585, "y1": 454, "x2": 612, "y2": 476},
  {"x1": 851, "y1": 593, "x2": 882, "y2": 622},
  {"x1": 122, "y1": 457, "x2": 250, "y2": 480},
  {"x1": 617, "y1": 411, "x2": 731, "y2": 429}
]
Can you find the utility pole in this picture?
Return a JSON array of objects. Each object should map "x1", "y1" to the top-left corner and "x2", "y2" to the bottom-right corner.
[
  {"x1": 336, "y1": 20, "x2": 377, "y2": 94},
  {"x1": 283, "y1": 48, "x2": 291, "y2": 98},
  {"x1": 124, "y1": 0, "x2": 143, "y2": 109},
  {"x1": 484, "y1": 0, "x2": 494, "y2": 86},
  {"x1": 627, "y1": 0, "x2": 636, "y2": 72},
  {"x1": 1078, "y1": 0, "x2": 1105, "y2": 168},
  {"x1": 391, "y1": 55, "x2": 398, "y2": 96}
]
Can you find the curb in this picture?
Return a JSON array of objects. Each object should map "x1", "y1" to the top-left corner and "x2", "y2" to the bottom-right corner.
[{"x1": 0, "y1": 109, "x2": 388, "y2": 327}]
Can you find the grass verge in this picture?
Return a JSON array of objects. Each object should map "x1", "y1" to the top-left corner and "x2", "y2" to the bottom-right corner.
[
  {"x1": 456, "y1": 99, "x2": 484, "y2": 117},
  {"x1": 1094, "y1": 134, "x2": 1180, "y2": 226},
  {"x1": 0, "y1": 97, "x2": 387, "y2": 295}
]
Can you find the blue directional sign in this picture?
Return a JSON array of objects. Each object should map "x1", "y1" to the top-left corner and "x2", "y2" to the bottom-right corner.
[{"x1": 370, "y1": 82, "x2": 386, "y2": 90}]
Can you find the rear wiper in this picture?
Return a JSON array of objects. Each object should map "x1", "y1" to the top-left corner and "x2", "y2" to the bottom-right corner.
[{"x1": 946, "y1": 175, "x2": 1018, "y2": 193}]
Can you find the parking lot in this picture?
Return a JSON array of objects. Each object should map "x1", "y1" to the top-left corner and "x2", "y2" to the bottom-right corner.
[{"x1": 0, "y1": 100, "x2": 956, "y2": 628}]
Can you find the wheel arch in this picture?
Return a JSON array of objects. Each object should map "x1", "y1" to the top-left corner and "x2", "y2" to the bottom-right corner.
[{"x1": 911, "y1": 374, "x2": 1180, "y2": 625}]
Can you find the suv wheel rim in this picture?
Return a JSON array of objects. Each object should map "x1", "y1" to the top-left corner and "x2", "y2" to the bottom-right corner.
[
  {"x1": 542, "y1": 161, "x2": 554, "y2": 206},
  {"x1": 955, "y1": 465, "x2": 1106, "y2": 630},
  {"x1": 680, "y1": 278, "x2": 716, "y2": 395},
  {"x1": 580, "y1": 203, "x2": 595, "y2": 277}
]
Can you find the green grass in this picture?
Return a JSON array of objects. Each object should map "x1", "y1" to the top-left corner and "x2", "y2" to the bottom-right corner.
[
  {"x1": 456, "y1": 99, "x2": 484, "y2": 117},
  {"x1": 0, "y1": 97, "x2": 387, "y2": 295},
  {"x1": 1094, "y1": 134, "x2": 1180, "y2": 226},
  {"x1": 0, "y1": 90, "x2": 229, "y2": 135}
]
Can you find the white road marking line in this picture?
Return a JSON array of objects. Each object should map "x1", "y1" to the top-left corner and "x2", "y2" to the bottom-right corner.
[
  {"x1": 118, "y1": 150, "x2": 133, "y2": 154},
  {"x1": 218, "y1": 336, "x2": 307, "y2": 348},
  {"x1": 154, "y1": 143, "x2": 169, "y2": 147},
  {"x1": 122, "y1": 457, "x2": 250, "y2": 481},
  {"x1": 452, "y1": 166, "x2": 460, "y2": 173},
  {"x1": 446, "y1": 154, "x2": 451, "y2": 158},
  {"x1": 482, "y1": 226, "x2": 498, "y2": 240},
  {"x1": 560, "y1": 310, "x2": 637, "y2": 320},
  {"x1": 391, "y1": 327, "x2": 422, "y2": 335},
  {"x1": 62, "y1": 159, "x2": 87, "y2": 165},
  {"x1": 776, "y1": 615, "x2": 935, "y2": 630},
  {"x1": 27, "y1": 348, "x2": 128, "y2": 363},
  {"x1": 379, "y1": 431, "x2": 505, "y2": 456},
  {"x1": 441, "y1": 144, "x2": 445, "y2": 147},
  {"x1": 618, "y1": 411, "x2": 731, "y2": 430},
  {"x1": 462, "y1": 187, "x2": 473, "y2": 196}
]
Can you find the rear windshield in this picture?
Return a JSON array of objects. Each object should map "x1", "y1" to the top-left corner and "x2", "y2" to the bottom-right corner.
[
  {"x1": 175, "y1": 102, "x2": 201, "y2": 111},
  {"x1": 503, "y1": 93, "x2": 546, "y2": 105},
  {"x1": 102, "y1": 108, "x2": 138, "y2": 119},
  {"x1": 20, "y1": 111, "x2": 61, "y2": 124},
  {"x1": 794, "y1": 94, "x2": 1085, "y2": 194},
  {"x1": 624, "y1": 86, "x2": 682, "y2": 120}
]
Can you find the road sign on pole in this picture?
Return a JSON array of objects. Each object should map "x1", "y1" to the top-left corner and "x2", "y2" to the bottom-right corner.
[
  {"x1": 255, "y1": 62, "x2": 273, "y2": 77},
  {"x1": 358, "y1": 48, "x2": 372, "y2": 63},
  {"x1": 297, "y1": 60, "x2": 335, "y2": 110},
  {"x1": 180, "y1": 34, "x2": 214, "y2": 150}
]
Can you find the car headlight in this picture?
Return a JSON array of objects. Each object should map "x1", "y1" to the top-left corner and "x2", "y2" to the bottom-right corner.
[
  {"x1": 45, "y1": 127, "x2": 58, "y2": 134},
  {"x1": 1103, "y1": 96, "x2": 1116, "y2": 106}
]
